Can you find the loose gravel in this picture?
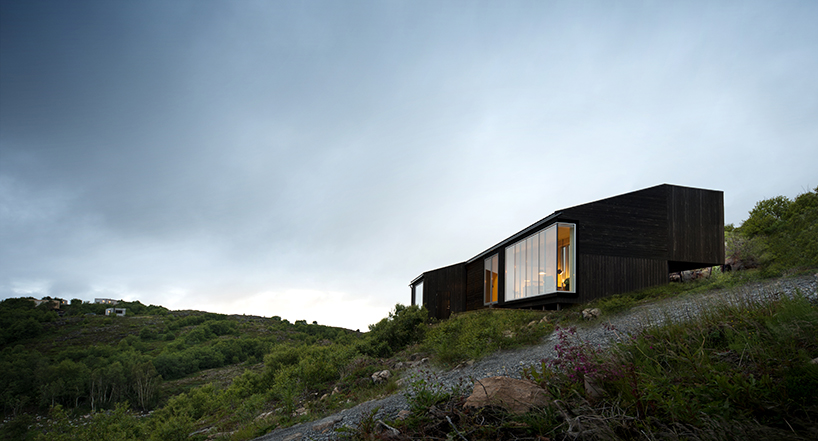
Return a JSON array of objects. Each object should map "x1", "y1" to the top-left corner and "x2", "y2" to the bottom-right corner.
[{"x1": 254, "y1": 274, "x2": 818, "y2": 441}]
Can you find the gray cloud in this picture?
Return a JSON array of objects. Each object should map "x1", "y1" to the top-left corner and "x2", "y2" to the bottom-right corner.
[{"x1": 2, "y1": 1, "x2": 817, "y2": 329}]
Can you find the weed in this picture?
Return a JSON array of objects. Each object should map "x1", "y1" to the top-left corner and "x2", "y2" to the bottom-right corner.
[{"x1": 405, "y1": 369, "x2": 451, "y2": 413}]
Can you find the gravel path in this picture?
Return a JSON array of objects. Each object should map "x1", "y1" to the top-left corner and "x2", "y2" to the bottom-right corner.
[{"x1": 254, "y1": 274, "x2": 818, "y2": 441}]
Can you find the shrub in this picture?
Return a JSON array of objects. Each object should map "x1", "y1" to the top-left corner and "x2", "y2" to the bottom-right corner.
[
  {"x1": 424, "y1": 308, "x2": 552, "y2": 364},
  {"x1": 737, "y1": 187, "x2": 818, "y2": 275},
  {"x1": 139, "y1": 327, "x2": 158, "y2": 340},
  {"x1": 203, "y1": 319, "x2": 237, "y2": 336},
  {"x1": 35, "y1": 403, "x2": 146, "y2": 441},
  {"x1": 153, "y1": 351, "x2": 198, "y2": 380},
  {"x1": 360, "y1": 304, "x2": 431, "y2": 358},
  {"x1": 182, "y1": 326, "x2": 214, "y2": 345}
]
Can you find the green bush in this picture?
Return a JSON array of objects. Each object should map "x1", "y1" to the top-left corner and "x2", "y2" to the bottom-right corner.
[
  {"x1": 263, "y1": 345, "x2": 301, "y2": 373},
  {"x1": 153, "y1": 351, "x2": 197, "y2": 380},
  {"x1": 737, "y1": 187, "x2": 818, "y2": 275},
  {"x1": 182, "y1": 326, "x2": 214, "y2": 345},
  {"x1": 139, "y1": 327, "x2": 158, "y2": 340},
  {"x1": 203, "y1": 319, "x2": 237, "y2": 336},
  {"x1": 35, "y1": 403, "x2": 146, "y2": 441},
  {"x1": 360, "y1": 304, "x2": 430, "y2": 358},
  {"x1": 146, "y1": 394, "x2": 196, "y2": 441},
  {"x1": 262, "y1": 343, "x2": 356, "y2": 397},
  {"x1": 424, "y1": 308, "x2": 552, "y2": 364}
]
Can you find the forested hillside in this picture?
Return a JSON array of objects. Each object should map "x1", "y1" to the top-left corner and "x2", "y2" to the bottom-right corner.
[
  {"x1": 0, "y1": 295, "x2": 440, "y2": 440},
  {"x1": 0, "y1": 300, "x2": 360, "y2": 414}
]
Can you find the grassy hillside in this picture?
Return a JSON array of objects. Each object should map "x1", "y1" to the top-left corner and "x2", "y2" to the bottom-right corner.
[
  {"x1": 1, "y1": 187, "x2": 816, "y2": 441},
  {"x1": 376, "y1": 277, "x2": 817, "y2": 441},
  {"x1": 0, "y1": 298, "x2": 553, "y2": 440}
]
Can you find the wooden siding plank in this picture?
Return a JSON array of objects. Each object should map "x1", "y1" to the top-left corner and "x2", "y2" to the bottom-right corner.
[
  {"x1": 420, "y1": 263, "x2": 466, "y2": 319},
  {"x1": 562, "y1": 186, "x2": 668, "y2": 260},
  {"x1": 667, "y1": 186, "x2": 724, "y2": 266},
  {"x1": 465, "y1": 260, "x2": 484, "y2": 311},
  {"x1": 577, "y1": 254, "x2": 667, "y2": 303}
]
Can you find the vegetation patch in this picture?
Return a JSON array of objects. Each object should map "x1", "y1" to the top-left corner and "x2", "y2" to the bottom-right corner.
[
  {"x1": 352, "y1": 289, "x2": 818, "y2": 440},
  {"x1": 423, "y1": 308, "x2": 554, "y2": 365},
  {"x1": 582, "y1": 268, "x2": 768, "y2": 317}
]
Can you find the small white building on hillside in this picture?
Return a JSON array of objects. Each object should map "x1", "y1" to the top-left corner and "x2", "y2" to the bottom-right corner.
[{"x1": 105, "y1": 308, "x2": 126, "y2": 317}]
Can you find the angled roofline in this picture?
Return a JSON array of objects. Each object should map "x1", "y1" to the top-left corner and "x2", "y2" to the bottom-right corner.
[
  {"x1": 460, "y1": 183, "x2": 725, "y2": 267},
  {"x1": 466, "y1": 211, "x2": 562, "y2": 264},
  {"x1": 552, "y1": 183, "x2": 721, "y2": 213},
  {"x1": 409, "y1": 261, "x2": 467, "y2": 286},
  {"x1": 463, "y1": 183, "x2": 723, "y2": 266}
]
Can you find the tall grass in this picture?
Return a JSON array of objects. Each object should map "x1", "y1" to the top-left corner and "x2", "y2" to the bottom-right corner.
[
  {"x1": 423, "y1": 308, "x2": 554, "y2": 365},
  {"x1": 522, "y1": 287, "x2": 818, "y2": 440}
]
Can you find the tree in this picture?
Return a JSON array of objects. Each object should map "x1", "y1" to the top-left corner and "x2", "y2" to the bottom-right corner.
[
  {"x1": 131, "y1": 361, "x2": 161, "y2": 411},
  {"x1": 740, "y1": 195, "x2": 791, "y2": 237}
]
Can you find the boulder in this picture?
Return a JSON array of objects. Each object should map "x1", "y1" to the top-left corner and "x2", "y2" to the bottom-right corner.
[
  {"x1": 464, "y1": 376, "x2": 550, "y2": 414},
  {"x1": 582, "y1": 308, "x2": 601, "y2": 320},
  {"x1": 371, "y1": 369, "x2": 391, "y2": 384}
]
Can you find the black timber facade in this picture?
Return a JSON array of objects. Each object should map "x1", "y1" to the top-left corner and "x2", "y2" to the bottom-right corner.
[{"x1": 410, "y1": 184, "x2": 724, "y2": 319}]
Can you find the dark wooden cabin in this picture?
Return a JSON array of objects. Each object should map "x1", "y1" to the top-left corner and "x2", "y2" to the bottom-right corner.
[{"x1": 410, "y1": 184, "x2": 724, "y2": 319}]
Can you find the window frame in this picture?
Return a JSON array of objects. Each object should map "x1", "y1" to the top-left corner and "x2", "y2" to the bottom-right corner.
[
  {"x1": 504, "y1": 222, "x2": 575, "y2": 300},
  {"x1": 484, "y1": 254, "x2": 499, "y2": 305}
]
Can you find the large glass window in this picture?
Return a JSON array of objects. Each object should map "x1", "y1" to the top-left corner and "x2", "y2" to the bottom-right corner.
[
  {"x1": 505, "y1": 223, "x2": 575, "y2": 300},
  {"x1": 484, "y1": 254, "x2": 499, "y2": 304},
  {"x1": 557, "y1": 225, "x2": 573, "y2": 291}
]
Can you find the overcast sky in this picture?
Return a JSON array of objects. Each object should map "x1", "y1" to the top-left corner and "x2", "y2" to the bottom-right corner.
[{"x1": 1, "y1": 1, "x2": 816, "y2": 330}]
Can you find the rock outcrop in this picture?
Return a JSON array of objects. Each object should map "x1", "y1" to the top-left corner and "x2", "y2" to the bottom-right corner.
[
  {"x1": 464, "y1": 376, "x2": 550, "y2": 414},
  {"x1": 371, "y1": 369, "x2": 391, "y2": 384}
]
